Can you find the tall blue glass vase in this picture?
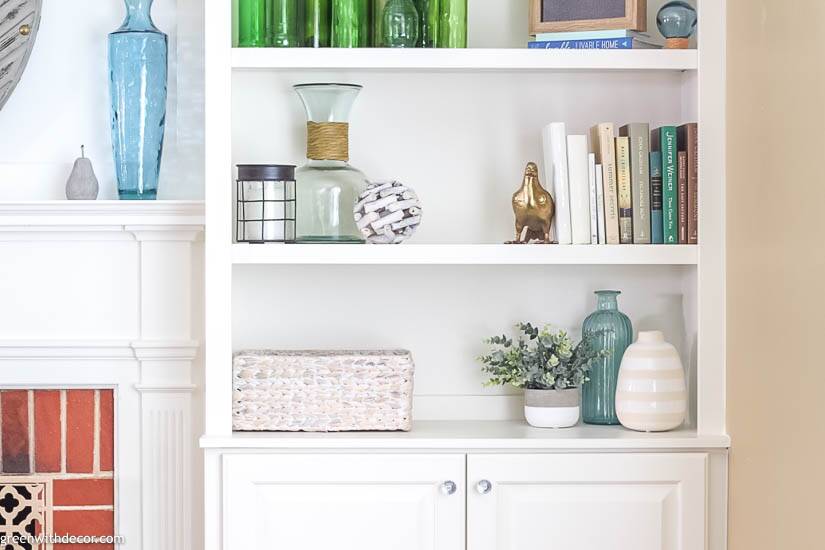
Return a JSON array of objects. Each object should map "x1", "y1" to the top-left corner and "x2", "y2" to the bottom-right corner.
[
  {"x1": 581, "y1": 290, "x2": 633, "y2": 425},
  {"x1": 109, "y1": 0, "x2": 168, "y2": 200}
]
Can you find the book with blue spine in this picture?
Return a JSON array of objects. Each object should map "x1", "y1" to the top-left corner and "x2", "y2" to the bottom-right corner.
[
  {"x1": 535, "y1": 30, "x2": 663, "y2": 45},
  {"x1": 528, "y1": 37, "x2": 658, "y2": 50}
]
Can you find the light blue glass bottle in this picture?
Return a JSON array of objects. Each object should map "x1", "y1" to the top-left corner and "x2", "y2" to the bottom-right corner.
[
  {"x1": 581, "y1": 290, "x2": 633, "y2": 425},
  {"x1": 109, "y1": 0, "x2": 168, "y2": 200}
]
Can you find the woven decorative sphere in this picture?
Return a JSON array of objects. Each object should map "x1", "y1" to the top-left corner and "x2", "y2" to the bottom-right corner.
[{"x1": 353, "y1": 181, "x2": 422, "y2": 244}]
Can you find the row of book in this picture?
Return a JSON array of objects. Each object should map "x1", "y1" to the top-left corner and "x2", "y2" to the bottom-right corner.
[
  {"x1": 543, "y1": 122, "x2": 698, "y2": 245},
  {"x1": 528, "y1": 30, "x2": 664, "y2": 50}
]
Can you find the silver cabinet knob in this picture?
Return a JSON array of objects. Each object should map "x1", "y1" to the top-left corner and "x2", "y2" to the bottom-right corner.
[
  {"x1": 440, "y1": 481, "x2": 457, "y2": 496},
  {"x1": 476, "y1": 479, "x2": 492, "y2": 494}
]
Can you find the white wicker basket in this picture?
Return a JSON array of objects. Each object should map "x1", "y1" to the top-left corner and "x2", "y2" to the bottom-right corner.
[{"x1": 232, "y1": 350, "x2": 415, "y2": 432}]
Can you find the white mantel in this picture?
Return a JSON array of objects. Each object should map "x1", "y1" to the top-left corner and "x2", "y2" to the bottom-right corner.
[{"x1": 0, "y1": 200, "x2": 204, "y2": 550}]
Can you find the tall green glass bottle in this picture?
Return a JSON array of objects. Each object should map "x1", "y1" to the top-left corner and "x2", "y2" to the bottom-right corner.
[
  {"x1": 332, "y1": 0, "x2": 370, "y2": 47},
  {"x1": 372, "y1": 0, "x2": 388, "y2": 46},
  {"x1": 270, "y1": 0, "x2": 301, "y2": 47},
  {"x1": 238, "y1": 0, "x2": 268, "y2": 47},
  {"x1": 305, "y1": 0, "x2": 330, "y2": 47},
  {"x1": 437, "y1": 0, "x2": 466, "y2": 48},
  {"x1": 415, "y1": 0, "x2": 438, "y2": 47}
]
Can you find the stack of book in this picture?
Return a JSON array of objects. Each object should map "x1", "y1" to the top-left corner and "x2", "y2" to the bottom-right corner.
[
  {"x1": 528, "y1": 30, "x2": 664, "y2": 50},
  {"x1": 542, "y1": 122, "x2": 698, "y2": 245}
]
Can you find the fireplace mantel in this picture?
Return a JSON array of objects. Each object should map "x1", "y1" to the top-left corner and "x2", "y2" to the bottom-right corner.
[{"x1": 0, "y1": 200, "x2": 204, "y2": 550}]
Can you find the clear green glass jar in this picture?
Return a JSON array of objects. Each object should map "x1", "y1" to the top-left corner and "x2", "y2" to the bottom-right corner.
[
  {"x1": 415, "y1": 0, "x2": 438, "y2": 47},
  {"x1": 383, "y1": 0, "x2": 419, "y2": 47},
  {"x1": 294, "y1": 84, "x2": 368, "y2": 243},
  {"x1": 305, "y1": 0, "x2": 330, "y2": 47},
  {"x1": 372, "y1": 0, "x2": 388, "y2": 46},
  {"x1": 581, "y1": 290, "x2": 634, "y2": 425},
  {"x1": 437, "y1": 0, "x2": 466, "y2": 48},
  {"x1": 238, "y1": 0, "x2": 268, "y2": 47},
  {"x1": 331, "y1": 0, "x2": 370, "y2": 47},
  {"x1": 270, "y1": 0, "x2": 301, "y2": 47}
]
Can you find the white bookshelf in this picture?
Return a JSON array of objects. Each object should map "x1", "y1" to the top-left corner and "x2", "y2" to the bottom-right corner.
[
  {"x1": 204, "y1": 0, "x2": 727, "y2": 547},
  {"x1": 231, "y1": 47, "x2": 699, "y2": 71}
]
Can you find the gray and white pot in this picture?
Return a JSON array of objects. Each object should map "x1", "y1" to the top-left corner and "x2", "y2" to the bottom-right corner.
[{"x1": 524, "y1": 388, "x2": 580, "y2": 429}]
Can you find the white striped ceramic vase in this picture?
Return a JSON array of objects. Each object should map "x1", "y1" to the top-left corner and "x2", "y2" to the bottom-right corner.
[{"x1": 616, "y1": 331, "x2": 687, "y2": 432}]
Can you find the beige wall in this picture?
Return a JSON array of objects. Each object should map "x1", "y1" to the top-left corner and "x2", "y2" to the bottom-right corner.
[{"x1": 727, "y1": 0, "x2": 825, "y2": 548}]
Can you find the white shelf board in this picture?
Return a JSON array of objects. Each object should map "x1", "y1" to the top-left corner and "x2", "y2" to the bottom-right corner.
[
  {"x1": 200, "y1": 421, "x2": 730, "y2": 450},
  {"x1": 231, "y1": 243, "x2": 698, "y2": 266},
  {"x1": 231, "y1": 48, "x2": 698, "y2": 72},
  {"x1": 0, "y1": 200, "x2": 205, "y2": 227}
]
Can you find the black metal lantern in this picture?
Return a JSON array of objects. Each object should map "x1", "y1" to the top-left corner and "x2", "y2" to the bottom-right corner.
[{"x1": 236, "y1": 164, "x2": 296, "y2": 243}]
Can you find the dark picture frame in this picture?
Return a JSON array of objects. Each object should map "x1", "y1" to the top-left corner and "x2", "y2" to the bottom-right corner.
[{"x1": 529, "y1": 0, "x2": 647, "y2": 34}]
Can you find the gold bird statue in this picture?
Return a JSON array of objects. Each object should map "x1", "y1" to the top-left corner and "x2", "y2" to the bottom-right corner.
[{"x1": 511, "y1": 162, "x2": 555, "y2": 243}]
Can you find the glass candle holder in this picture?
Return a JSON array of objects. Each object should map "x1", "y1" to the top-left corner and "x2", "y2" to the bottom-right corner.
[{"x1": 236, "y1": 165, "x2": 297, "y2": 243}]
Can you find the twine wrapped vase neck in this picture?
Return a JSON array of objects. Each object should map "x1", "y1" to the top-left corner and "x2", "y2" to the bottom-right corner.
[{"x1": 307, "y1": 122, "x2": 350, "y2": 161}]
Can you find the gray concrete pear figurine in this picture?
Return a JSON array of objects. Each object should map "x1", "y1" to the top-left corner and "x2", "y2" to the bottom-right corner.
[{"x1": 66, "y1": 145, "x2": 99, "y2": 200}]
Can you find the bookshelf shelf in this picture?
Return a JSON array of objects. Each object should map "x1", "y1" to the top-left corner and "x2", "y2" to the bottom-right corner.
[
  {"x1": 231, "y1": 48, "x2": 698, "y2": 72},
  {"x1": 231, "y1": 243, "x2": 698, "y2": 266}
]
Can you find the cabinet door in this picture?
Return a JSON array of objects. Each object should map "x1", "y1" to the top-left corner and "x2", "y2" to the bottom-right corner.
[
  {"x1": 468, "y1": 453, "x2": 707, "y2": 550},
  {"x1": 223, "y1": 453, "x2": 465, "y2": 550}
]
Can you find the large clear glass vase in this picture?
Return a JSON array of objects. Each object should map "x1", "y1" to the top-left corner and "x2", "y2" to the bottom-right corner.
[
  {"x1": 294, "y1": 84, "x2": 368, "y2": 243},
  {"x1": 581, "y1": 290, "x2": 633, "y2": 425},
  {"x1": 109, "y1": 0, "x2": 167, "y2": 200}
]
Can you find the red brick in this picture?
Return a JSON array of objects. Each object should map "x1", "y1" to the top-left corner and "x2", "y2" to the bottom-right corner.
[
  {"x1": 53, "y1": 510, "x2": 113, "y2": 537},
  {"x1": 53, "y1": 478, "x2": 114, "y2": 506},
  {"x1": 66, "y1": 390, "x2": 94, "y2": 473},
  {"x1": 34, "y1": 390, "x2": 61, "y2": 472},
  {"x1": 99, "y1": 390, "x2": 114, "y2": 472},
  {"x1": 1, "y1": 390, "x2": 30, "y2": 473}
]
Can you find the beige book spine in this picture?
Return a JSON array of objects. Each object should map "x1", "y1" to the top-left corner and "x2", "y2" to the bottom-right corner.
[
  {"x1": 590, "y1": 123, "x2": 620, "y2": 244},
  {"x1": 615, "y1": 136, "x2": 633, "y2": 244}
]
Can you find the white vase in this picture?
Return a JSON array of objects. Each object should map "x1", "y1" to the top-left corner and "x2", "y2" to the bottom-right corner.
[
  {"x1": 524, "y1": 388, "x2": 580, "y2": 429},
  {"x1": 616, "y1": 331, "x2": 687, "y2": 432}
]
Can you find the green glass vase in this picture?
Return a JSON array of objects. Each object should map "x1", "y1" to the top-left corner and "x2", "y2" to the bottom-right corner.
[
  {"x1": 415, "y1": 0, "x2": 438, "y2": 47},
  {"x1": 372, "y1": 0, "x2": 388, "y2": 46},
  {"x1": 238, "y1": 0, "x2": 268, "y2": 47},
  {"x1": 581, "y1": 290, "x2": 633, "y2": 425},
  {"x1": 332, "y1": 0, "x2": 370, "y2": 47},
  {"x1": 383, "y1": 0, "x2": 419, "y2": 47},
  {"x1": 437, "y1": 0, "x2": 466, "y2": 48},
  {"x1": 270, "y1": 0, "x2": 301, "y2": 47},
  {"x1": 305, "y1": 0, "x2": 330, "y2": 47}
]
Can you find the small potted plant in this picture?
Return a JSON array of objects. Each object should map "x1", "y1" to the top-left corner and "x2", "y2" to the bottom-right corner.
[{"x1": 478, "y1": 323, "x2": 606, "y2": 428}]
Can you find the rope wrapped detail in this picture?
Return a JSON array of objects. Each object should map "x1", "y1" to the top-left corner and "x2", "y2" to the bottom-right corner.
[{"x1": 307, "y1": 122, "x2": 349, "y2": 161}]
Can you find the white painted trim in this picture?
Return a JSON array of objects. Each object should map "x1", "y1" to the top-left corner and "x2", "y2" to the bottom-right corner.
[
  {"x1": 0, "y1": 200, "x2": 204, "y2": 227},
  {"x1": 0, "y1": 340, "x2": 199, "y2": 361},
  {"x1": 134, "y1": 385, "x2": 198, "y2": 393}
]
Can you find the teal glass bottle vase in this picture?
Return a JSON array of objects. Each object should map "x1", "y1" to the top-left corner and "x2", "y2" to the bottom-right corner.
[
  {"x1": 332, "y1": 0, "x2": 370, "y2": 47},
  {"x1": 581, "y1": 290, "x2": 633, "y2": 425},
  {"x1": 109, "y1": 0, "x2": 167, "y2": 200}
]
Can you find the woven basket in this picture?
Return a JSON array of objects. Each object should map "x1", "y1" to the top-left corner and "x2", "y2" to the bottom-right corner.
[{"x1": 232, "y1": 350, "x2": 415, "y2": 432}]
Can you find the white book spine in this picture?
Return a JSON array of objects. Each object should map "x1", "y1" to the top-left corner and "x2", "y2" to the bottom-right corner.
[
  {"x1": 587, "y1": 153, "x2": 599, "y2": 244},
  {"x1": 595, "y1": 165, "x2": 607, "y2": 244},
  {"x1": 542, "y1": 122, "x2": 572, "y2": 245},
  {"x1": 566, "y1": 135, "x2": 591, "y2": 244}
]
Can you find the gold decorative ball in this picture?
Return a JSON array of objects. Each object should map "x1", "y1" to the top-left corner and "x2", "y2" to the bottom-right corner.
[{"x1": 19, "y1": 24, "x2": 31, "y2": 36}]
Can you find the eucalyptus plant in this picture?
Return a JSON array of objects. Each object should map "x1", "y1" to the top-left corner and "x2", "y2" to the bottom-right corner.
[{"x1": 478, "y1": 323, "x2": 606, "y2": 391}]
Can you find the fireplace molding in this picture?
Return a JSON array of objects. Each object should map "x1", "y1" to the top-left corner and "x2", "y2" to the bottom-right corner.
[{"x1": 0, "y1": 201, "x2": 204, "y2": 550}]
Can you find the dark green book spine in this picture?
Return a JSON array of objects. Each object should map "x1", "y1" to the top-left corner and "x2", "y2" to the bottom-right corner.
[
  {"x1": 649, "y1": 151, "x2": 664, "y2": 244},
  {"x1": 658, "y1": 126, "x2": 679, "y2": 244}
]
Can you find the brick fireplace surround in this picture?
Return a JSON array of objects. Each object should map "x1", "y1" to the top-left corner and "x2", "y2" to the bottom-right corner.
[{"x1": 1, "y1": 389, "x2": 115, "y2": 549}]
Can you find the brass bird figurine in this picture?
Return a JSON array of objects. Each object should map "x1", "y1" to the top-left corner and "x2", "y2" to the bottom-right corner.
[{"x1": 511, "y1": 162, "x2": 555, "y2": 244}]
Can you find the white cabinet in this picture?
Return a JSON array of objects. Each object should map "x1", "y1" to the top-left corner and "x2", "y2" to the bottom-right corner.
[
  {"x1": 467, "y1": 453, "x2": 707, "y2": 550},
  {"x1": 222, "y1": 454, "x2": 465, "y2": 550}
]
